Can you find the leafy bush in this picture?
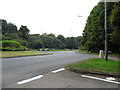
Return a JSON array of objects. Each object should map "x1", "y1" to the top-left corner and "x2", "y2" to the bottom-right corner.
[
  {"x1": 1, "y1": 40, "x2": 21, "y2": 48},
  {"x1": 0, "y1": 40, "x2": 27, "y2": 51}
]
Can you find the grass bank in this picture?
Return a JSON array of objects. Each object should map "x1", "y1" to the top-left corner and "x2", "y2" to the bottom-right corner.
[
  {"x1": 66, "y1": 58, "x2": 120, "y2": 77},
  {"x1": 0, "y1": 51, "x2": 53, "y2": 58}
]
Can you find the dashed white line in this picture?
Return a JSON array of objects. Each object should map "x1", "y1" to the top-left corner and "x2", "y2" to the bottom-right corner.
[
  {"x1": 17, "y1": 75, "x2": 43, "y2": 85},
  {"x1": 52, "y1": 68, "x2": 65, "y2": 73},
  {"x1": 81, "y1": 75, "x2": 120, "y2": 84}
]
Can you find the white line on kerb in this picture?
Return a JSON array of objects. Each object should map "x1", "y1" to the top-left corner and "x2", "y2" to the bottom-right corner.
[
  {"x1": 52, "y1": 68, "x2": 65, "y2": 73},
  {"x1": 81, "y1": 75, "x2": 120, "y2": 84},
  {"x1": 17, "y1": 75, "x2": 43, "y2": 85}
]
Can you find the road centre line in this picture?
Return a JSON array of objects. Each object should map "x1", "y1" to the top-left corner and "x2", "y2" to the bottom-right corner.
[
  {"x1": 17, "y1": 75, "x2": 43, "y2": 85},
  {"x1": 52, "y1": 68, "x2": 65, "y2": 73},
  {"x1": 81, "y1": 75, "x2": 120, "y2": 84}
]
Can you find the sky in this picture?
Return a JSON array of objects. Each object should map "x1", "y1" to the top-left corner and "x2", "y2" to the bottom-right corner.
[{"x1": 0, "y1": 0, "x2": 100, "y2": 37}]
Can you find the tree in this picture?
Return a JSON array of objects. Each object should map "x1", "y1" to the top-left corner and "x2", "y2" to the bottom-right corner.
[
  {"x1": 57, "y1": 34, "x2": 66, "y2": 49},
  {"x1": 47, "y1": 33, "x2": 55, "y2": 37},
  {"x1": 1, "y1": 19, "x2": 83, "y2": 50},
  {"x1": 76, "y1": 36, "x2": 82, "y2": 49},
  {"x1": 4, "y1": 33, "x2": 20, "y2": 40},
  {"x1": 81, "y1": 2, "x2": 115, "y2": 52},
  {"x1": 39, "y1": 33, "x2": 62, "y2": 49},
  {"x1": 30, "y1": 39, "x2": 43, "y2": 49},
  {"x1": 57, "y1": 35, "x2": 65, "y2": 43},
  {"x1": 7, "y1": 23, "x2": 18, "y2": 33},
  {"x1": 1, "y1": 19, "x2": 18, "y2": 34},
  {"x1": 19, "y1": 25, "x2": 30, "y2": 40},
  {"x1": 1, "y1": 19, "x2": 8, "y2": 34},
  {"x1": 65, "y1": 37, "x2": 75, "y2": 49},
  {"x1": 19, "y1": 25, "x2": 30, "y2": 34},
  {"x1": 110, "y1": 3, "x2": 120, "y2": 46},
  {"x1": 109, "y1": 3, "x2": 120, "y2": 52}
]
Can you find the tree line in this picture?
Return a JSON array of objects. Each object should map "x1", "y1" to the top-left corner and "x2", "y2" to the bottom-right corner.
[
  {"x1": 0, "y1": 19, "x2": 82, "y2": 50},
  {"x1": 81, "y1": 2, "x2": 120, "y2": 53},
  {"x1": 1, "y1": 2, "x2": 119, "y2": 52}
]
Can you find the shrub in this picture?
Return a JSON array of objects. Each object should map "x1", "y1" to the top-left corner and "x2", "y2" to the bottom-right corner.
[
  {"x1": 0, "y1": 40, "x2": 27, "y2": 51},
  {"x1": 1, "y1": 40, "x2": 21, "y2": 48}
]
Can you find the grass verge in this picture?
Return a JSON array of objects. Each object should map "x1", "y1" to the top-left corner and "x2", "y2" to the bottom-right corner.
[
  {"x1": 65, "y1": 58, "x2": 120, "y2": 77},
  {"x1": 0, "y1": 51, "x2": 53, "y2": 58}
]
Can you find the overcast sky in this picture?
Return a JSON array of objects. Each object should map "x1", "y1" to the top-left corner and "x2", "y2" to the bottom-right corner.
[{"x1": 0, "y1": 0, "x2": 100, "y2": 37}]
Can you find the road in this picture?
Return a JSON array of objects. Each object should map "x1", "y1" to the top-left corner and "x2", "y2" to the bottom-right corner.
[{"x1": 2, "y1": 51, "x2": 95, "y2": 88}]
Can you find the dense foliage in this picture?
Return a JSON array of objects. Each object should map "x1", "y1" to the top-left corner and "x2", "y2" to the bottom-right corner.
[
  {"x1": 81, "y1": 2, "x2": 120, "y2": 53},
  {"x1": 0, "y1": 40, "x2": 26, "y2": 51},
  {"x1": 0, "y1": 19, "x2": 82, "y2": 50}
]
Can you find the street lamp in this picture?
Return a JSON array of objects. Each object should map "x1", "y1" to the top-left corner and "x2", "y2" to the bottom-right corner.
[
  {"x1": 104, "y1": 0, "x2": 108, "y2": 61},
  {"x1": 77, "y1": 15, "x2": 83, "y2": 51},
  {"x1": 78, "y1": 15, "x2": 82, "y2": 17}
]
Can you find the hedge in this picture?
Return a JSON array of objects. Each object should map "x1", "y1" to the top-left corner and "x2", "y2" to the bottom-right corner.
[{"x1": 0, "y1": 40, "x2": 27, "y2": 51}]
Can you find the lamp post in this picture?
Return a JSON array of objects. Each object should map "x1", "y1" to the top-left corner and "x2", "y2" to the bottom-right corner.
[
  {"x1": 78, "y1": 15, "x2": 82, "y2": 17},
  {"x1": 77, "y1": 15, "x2": 83, "y2": 51},
  {"x1": 104, "y1": 0, "x2": 108, "y2": 61}
]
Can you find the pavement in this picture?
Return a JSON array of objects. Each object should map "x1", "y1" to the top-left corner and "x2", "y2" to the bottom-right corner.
[{"x1": 5, "y1": 70, "x2": 119, "y2": 88}]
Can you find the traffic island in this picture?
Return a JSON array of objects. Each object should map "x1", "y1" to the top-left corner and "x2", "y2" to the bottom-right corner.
[{"x1": 65, "y1": 58, "x2": 120, "y2": 81}]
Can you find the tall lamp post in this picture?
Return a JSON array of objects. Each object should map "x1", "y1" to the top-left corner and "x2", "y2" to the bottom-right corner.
[
  {"x1": 104, "y1": 0, "x2": 108, "y2": 61},
  {"x1": 78, "y1": 15, "x2": 82, "y2": 51}
]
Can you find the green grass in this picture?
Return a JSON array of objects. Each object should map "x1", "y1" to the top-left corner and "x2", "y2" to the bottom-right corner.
[
  {"x1": 66, "y1": 58, "x2": 120, "y2": 75},
  {"x1": 0, "y1": 51, "x2": 53, "y2": 58}
]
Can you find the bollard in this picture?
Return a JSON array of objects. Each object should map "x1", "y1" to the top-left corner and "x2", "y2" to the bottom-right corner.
[{"x1": 99, "y1": 50, "x2": 104, "y2": 58}]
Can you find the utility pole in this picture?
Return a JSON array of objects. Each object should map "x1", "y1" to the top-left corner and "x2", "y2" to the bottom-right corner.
[{"x1": 104, "y1": 0, "x2": 108, "y2": 61}]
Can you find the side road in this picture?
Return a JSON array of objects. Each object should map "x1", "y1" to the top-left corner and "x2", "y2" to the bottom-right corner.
[
  {"x1": 5, "y1": 70, "x2": 119, "y2": 88},
  {"x1": 93, "y1": 55, "x2": 119, "y2": 61},
  {"x1": 77, "y1": 50, "x2": 120, "y2": 61}
]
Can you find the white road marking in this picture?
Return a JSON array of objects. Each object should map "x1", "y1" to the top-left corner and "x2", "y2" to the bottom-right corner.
[
  {"x1": 52, "y1": 68, "x2": 65, "y2": 73},
  {"x1": 106, "y1": 77, "x2": 115, "y2": 81},
  {"x1": 81, "y1": 75, "x2": 120, "y2": 84},
  {"x1": 17, "y1": 75, "x2": 43, "y2": 85}
]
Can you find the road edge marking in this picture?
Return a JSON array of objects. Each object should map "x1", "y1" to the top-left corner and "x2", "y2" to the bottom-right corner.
[
  {"x1": 81, "y1": 75, "x2": 120, "y2": 84},
  {"x1": 17, "y1": 75, "x2": 43, "y2": 85},
  {"x1": 52, "y1": 68, "x2": 65, "y2": 73}
]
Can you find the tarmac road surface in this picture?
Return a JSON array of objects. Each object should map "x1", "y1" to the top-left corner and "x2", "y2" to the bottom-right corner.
[{"x1": 2, "y1": 51, "x2": 100, "y2": 88}]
